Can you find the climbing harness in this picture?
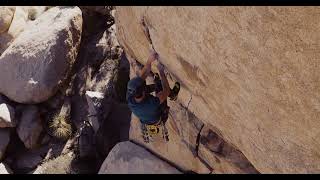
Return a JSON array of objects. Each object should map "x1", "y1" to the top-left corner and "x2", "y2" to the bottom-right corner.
[
  {"x1": 141, "y1": 102, "x2": 171, "y2": 143},
  {"x1": 139, "y1": 72, "x2": 180, "y2": 143},
  {"x1": 146, "y1": 124, "x2": 160, "y2": 135},
  {"x1": 141, "y1": 120, "x2": 169, "y2": 143}
]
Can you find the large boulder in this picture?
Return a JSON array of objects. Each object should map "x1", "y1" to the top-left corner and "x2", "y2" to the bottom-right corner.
[
  {"x1": 0, "y1": 7, "x2": 15, "y2": 34},
  {"x1": 116, "y1": 7, "x2": 320, "y2": 173},
  {"x1": 0, "y1": 103, "x2": 16, "y2": 128},
  {"x1": 0, "y1": 7, "x2": 50, "y2": 55},
  {"x1": 0, "y1": 6, "x2": 83, "y2": 104},
  {"x1": 0, "y1": 129, "x2": 10, "y2": 160},
  {"x1": 98, "y1": 141, "x2": 181, "y2": 174},
  {"x1": 17, "y1": 106, "x2": 43, "y2": 149},
  {"x1": 5, "y1": 7, "x2": 28, "y2": 39}
]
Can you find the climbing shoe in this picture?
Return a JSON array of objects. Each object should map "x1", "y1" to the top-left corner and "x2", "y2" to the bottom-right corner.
[
  {"x1": 169, "y1": 82, "x2": 180, "y2": 101},
  {"x1": 161, "y1": 121, "x2": 170, "y2": 142}
]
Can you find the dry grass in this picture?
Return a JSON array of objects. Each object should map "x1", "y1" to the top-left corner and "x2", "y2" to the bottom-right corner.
[{"x1": 35, "y1": 152, "x2": 74, "y2": 174}]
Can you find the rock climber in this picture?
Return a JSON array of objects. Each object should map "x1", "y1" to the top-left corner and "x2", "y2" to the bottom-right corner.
[{"x1": 126, "y1": 50, "x2": 180, "y2": 143}]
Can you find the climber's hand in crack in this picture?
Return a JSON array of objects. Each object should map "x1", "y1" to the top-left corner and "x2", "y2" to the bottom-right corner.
[
  {"x1": 148, "y1": 49, "x2": 158, "y2": 64},
  {"x1": 156, "y1": 60, "x2": 165, "y2": 72},
  {"x1": 139, "y1": 49, "x2": 158, "y2": 80},
  {"x1": 156, "y1": 61, "x2": 171, "y2": 104}
]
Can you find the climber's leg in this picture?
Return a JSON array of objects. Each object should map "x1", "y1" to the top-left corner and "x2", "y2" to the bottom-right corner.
[
  {"x1": 154, "y1": 73, "x2": 163, "y2": 93},
  {"x1": 168, "y1": 82, "x2": 180, "y2": 101},
  {"x1": 160, "y1": 102, "x2": 170, "y2": 124},
  {"x1": 154, "y1": 73, "x2": 180, "y2": 101},
  {"x1": 153, "y1": 73, "x2": 170, "y2": 141},
  {"x1": 145, "y1": 72, "x2": 164, "y2": 94},
  {"x1": 161, "y1": 120, "x2": 169, "y2": 142},
  {"x1": 153, "y1": 73, "x2": 170, "y2": 124},
  {"x1": 145, "y1": 84, "x2": 156, "y2": 94},
  {"x1": 141, "y1": 123, "x2": 150, "y2": 143}
]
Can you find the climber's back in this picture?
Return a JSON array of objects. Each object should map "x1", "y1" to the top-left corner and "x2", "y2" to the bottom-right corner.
[{"x1": 127, "y1": 76, "x2": 161, "y2": 125}]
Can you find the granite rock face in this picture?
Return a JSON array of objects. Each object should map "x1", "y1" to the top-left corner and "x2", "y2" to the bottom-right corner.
[
  {"x1": 98, "y1": 141, "x2": 181, "y2": 174},
  {"x1": 115, "y1": 7, "x2": 320, "y2": 173},
  {"x1": 0, "y1": 6, "x2": 82, "y2": 104}
]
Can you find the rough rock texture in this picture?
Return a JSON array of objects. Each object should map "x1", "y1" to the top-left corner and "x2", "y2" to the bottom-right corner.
[
  {"x1": 31, "y1": 152, "x2": 74, "y2": 174},
  {"x1": 0, "y1": 6, "x2": 82, "y2": 103},
  {"x1": 130, "y1": 107, "x2": 210, "y2": 173},
  {"x1": 0, "y1": 7, "x2": 15, "y2": 34},
  {"x1": 0, "y1": 129, "x2": 10, "y2": 160},
  {"x1": 0, "y1": 7, "x2": 50, "y2": 55},
  {"x1": 66, "y1": 8, "x2": 132, "y2": 174},
  {"x1": 198, "y1": 125, "x2": 258, "y2": 174},
  {"x1": 128, "y1": 61, "x2": 210, "y2": 174},
  {"x1": 0, "y1": 103, "x2": 15, "y2": 128},
  {"x1": 17, "y1": 106, "x2": 43, "y2": 149},
  {"x1": 116, "y1": 7, "x2": 320, "y2": 173},
  {"x1": 98, "y1": 141, "x2": 181, "y2": 174},
  {"x1": 69, "y1": 7, "x2": 119, "y2": 129},
  {"x1": 0, "y1": 163, "x2": 12, "y2": 174},
  {"x1": 5, "y1": 7, "x2": 28, "y2": 39}
]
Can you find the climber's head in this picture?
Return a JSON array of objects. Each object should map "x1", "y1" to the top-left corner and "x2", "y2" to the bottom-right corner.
[{"x1": 127, "y1": 76, "x2": 146, "y2": 99}]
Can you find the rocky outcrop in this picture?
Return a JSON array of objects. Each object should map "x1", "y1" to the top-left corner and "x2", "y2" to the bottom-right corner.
[
  {"x1": 17, "y1": 106, "x2": 43, "y2": 149},
  {"x1": 0, "y1": 6, "x2": 132, "y2": 174},
  {"x1": 115, "y1": 7, "x2": 320, "y2": 173},
  {"x1": 98, "y1": 141, "x2": 181, "y2": 174},
  {"x1": 0, "y1": 129, "x2": 10, "y2": 160},
  {"x1": 0, "y1": 6, "x2": 82, "y2": 104},
  {"x1": 0, "y1": 7, "x2": 50, "y2": 55},
  {"x1": 68, "y1": 7, "x2": 131, "y2": 168},
  {"x1": 0, "y1": 103, "x2": 15, "y2": 128}
]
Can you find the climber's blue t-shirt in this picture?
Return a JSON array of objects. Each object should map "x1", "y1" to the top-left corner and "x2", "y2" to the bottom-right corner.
[{"x1": 127, "y1": 93, "x2": 161, "y2": 125}]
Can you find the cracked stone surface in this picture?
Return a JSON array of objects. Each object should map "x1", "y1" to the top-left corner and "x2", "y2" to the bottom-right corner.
[{"x1": 116, "y1": 7, "x2": 320, "y2": 173}]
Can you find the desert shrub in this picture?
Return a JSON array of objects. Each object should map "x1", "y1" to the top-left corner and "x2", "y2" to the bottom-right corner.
[{"x1": 49, "y1": 114, "x2": 72, "y2": 140}]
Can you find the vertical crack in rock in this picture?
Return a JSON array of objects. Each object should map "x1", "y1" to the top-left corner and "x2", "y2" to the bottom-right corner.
[
  {"x1": 194, "y1": 125, "x2": 214, "y2": 172},
  {"x1": 199, "y1": 125, "x2": 260, "y2": 174},
  {"x1": 186, "y1": 94, "x2": 193, "y2": 112},
  {"x1": 141, "y1": 15, "x2": 155, "y2": 50},
  {"x1": 194, "y1": 124, "x2": 204, "y2": 157}
]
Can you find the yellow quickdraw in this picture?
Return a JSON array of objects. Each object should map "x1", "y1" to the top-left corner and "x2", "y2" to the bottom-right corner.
[{"x1": 146, "y1": 124, "x2": 160, "y2": 135}]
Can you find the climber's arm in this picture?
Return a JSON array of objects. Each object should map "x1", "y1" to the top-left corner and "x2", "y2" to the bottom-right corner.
[
  {"x1": 156, "y1": 63, "x2": 171, "y2": 104},
  {"x1": 138, "y1": 51, "x2": 158, "y2": 80}
]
